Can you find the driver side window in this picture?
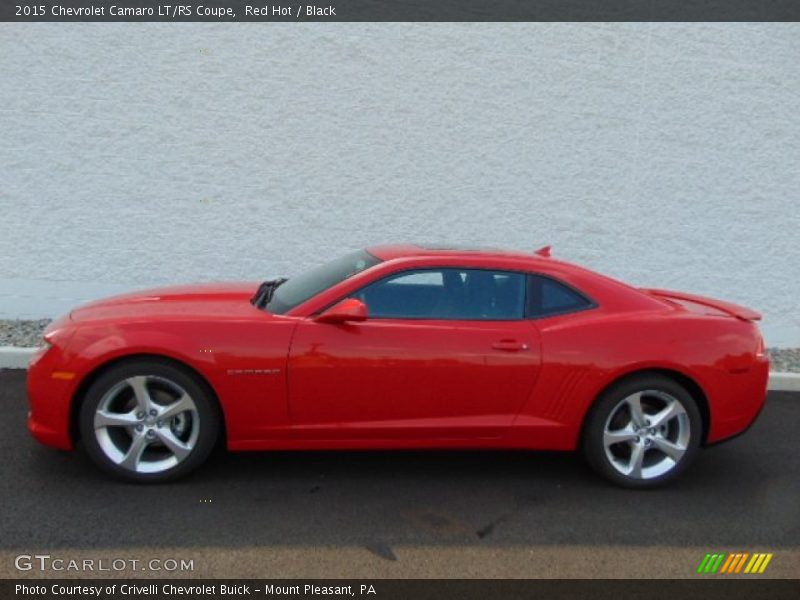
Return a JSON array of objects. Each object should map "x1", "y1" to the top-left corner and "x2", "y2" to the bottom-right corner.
[{"x1": 353, "y1": 268, "x2": 525, "y2": 320}]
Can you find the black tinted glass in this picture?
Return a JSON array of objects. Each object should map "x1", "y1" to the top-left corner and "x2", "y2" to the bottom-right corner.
[
  {"x1": 267, "y1": 250, "x2": 380, "y2": 314},
  {"x1": 354, "y1": 268, "x2": 525, "y2": 320},
  {"x1": 526, "y1": 275, "x2": 592, "y2": 318}
]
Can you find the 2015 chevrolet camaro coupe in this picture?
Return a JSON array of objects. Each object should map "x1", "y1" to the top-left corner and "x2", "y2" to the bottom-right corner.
[{"x1": 27, "y1": 245, "x2": 769, "y2": 487}]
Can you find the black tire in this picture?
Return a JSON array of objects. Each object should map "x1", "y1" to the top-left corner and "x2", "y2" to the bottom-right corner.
[
  {"x1": 79, "y1": 359, "x2": 220, "y2": 483},
  {"x1": 582, "y1": 374, "x2": 702, "y2": 489}
]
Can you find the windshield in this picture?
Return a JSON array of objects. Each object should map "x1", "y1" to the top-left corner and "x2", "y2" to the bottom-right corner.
[{"x1": 266, "y1": 250, "x2": 381, "y2": 314}]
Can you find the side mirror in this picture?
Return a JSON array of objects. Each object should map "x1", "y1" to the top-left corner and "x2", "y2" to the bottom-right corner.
[{"x1": 315, "y1": 298, "x2": 368, "y2": 324}]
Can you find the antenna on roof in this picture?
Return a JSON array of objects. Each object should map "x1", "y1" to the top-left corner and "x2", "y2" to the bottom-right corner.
[{"x1": 534, "y1": 245, "x2": 552, "y2": 258}]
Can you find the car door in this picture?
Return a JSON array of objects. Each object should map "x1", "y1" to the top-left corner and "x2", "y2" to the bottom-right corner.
[{"x1": 287, "y1": 268, "x2": 541, "y2": 440}]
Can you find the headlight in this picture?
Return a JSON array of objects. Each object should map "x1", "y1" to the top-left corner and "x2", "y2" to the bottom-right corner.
[{"x1": 42, "y1": 327, "x2": 71, "y2": 348}]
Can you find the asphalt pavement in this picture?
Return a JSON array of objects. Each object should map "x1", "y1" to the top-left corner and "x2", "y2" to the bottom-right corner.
[{"x1": 1, "y1": 369, "x2": 798, "y2": 579}]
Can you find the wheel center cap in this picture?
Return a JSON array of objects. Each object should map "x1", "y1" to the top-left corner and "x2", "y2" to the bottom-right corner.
[{"x1": 636, "y1": 428, "x2": 656, "y2": 445}]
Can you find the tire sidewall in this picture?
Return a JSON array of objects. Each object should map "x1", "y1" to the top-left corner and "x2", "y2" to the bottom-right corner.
[
  {"x1": 583, "y1": 374, "x2": 702, "y2": 489},
  {"x1": 79, "y1": 360, "x2": 219, "y2": 483}
]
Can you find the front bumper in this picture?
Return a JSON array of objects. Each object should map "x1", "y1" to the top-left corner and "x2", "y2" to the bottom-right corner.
[{"x1": 27, "y1": 342, "x2": 77, "y2": 450}]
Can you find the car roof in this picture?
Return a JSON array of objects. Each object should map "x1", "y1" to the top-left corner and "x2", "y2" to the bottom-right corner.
[
  {"x1": 362, "y1": 244, "x2": 668, "y2": 316},
  {"x1": 367, "y1": 243, "x2": 548, "y2": 263}
]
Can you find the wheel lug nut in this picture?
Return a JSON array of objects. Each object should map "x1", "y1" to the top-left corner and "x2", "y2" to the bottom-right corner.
[
  {"x1": 136, "y1": 412, "x2": 145, "y2": 419},
  {"x1": 146, "y1": 429, "x2": 155, "y2": 437},
  {"x1": 135, "y1": 424, "x2": 144, "y2": 432},
  {"x1": 149, "y1": 409, "x2": 158, "y2": 417}
]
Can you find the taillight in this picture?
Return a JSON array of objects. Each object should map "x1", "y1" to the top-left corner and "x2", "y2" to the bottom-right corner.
[{"x1": 755, "y1": 335, "x2": 766, "y2": 359}]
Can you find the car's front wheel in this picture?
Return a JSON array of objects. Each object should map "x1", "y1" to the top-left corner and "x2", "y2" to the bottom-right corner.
[
  {"x1": 79, "y1": 360, "x2": 219, "y2": 483},
  {"x1": 582, "y1": 374, "x2": 702, "y2": 488}
]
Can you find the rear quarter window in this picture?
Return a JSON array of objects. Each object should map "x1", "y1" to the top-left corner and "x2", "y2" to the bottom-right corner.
[{"x1": 526, "y1": 275, "x2": 594, "y2": 318}]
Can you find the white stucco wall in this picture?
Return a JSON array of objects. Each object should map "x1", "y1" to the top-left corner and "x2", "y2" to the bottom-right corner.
[{"x1": 0, "y1": 23, "x2": 798, "y2": 345}]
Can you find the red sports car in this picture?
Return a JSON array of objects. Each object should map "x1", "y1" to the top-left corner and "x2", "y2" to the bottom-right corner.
[{"x1": 27, "y1": 245, "x2": 769, "y2": 487}]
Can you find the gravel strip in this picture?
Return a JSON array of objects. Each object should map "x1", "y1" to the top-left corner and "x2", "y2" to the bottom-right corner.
[
  {"x1": 768, "y1": 348, "x2": 800, "y2": 374},
  {"x1": 1, "y1": 319, "x2": 799, "y2": 372},
  {"x1": 0, "y1": 319, "x2": 51, "y2": 348}
]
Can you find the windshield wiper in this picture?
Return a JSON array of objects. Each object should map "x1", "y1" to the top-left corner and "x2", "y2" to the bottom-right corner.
[{"x1": 251, "y1": 278, "x2": 287, "y2": 309}]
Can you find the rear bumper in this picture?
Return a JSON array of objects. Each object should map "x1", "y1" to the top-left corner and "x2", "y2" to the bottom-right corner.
[
  {"x1": 705, "y1": 356, "x2": 770, "y2": 444},
  {"x1": 705, "y1": 391, "x2": 767, "y2": 447}
]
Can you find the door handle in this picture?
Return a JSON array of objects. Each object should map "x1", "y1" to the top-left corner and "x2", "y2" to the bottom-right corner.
[{"x1": 491, "y1": 340, "x2": 530, "y2": 352}]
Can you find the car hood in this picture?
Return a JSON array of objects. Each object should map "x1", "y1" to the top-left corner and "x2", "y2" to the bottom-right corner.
[{"x1": 70, "y1": 282, "x2": 264, "y2": 323}]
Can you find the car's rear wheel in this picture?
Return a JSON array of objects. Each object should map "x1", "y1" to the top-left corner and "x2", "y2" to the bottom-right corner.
[
  {"x1": 79, "y1": 360, "x2": 219, "y2": 483},
  {"x1": 582, "y1": 374, "x2": 702, "y2": 488}
]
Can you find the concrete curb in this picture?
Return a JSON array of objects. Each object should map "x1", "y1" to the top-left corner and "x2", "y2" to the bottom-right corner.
[
  {"x1": 769, "y1": 372, "x2": 800, "y2": 392},
  {"x1": 0, "y1": 347, "x2": 37, "y2": 370},
  {"x1": 1, "y1": 346, "x2": 799, "y2": 392}
]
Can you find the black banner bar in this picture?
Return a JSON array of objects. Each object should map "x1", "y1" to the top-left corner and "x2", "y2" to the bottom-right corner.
[
  {"x1": 4, "y1": 579, "x2": 800, "y2": 600},
  {"x1": 3, "y1": 0, "x2": 800, "y2": 22}
]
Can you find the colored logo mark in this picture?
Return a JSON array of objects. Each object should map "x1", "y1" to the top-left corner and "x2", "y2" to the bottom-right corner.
[{"x1": 697, "y1": 552, "x2": 773, "y2": 574}]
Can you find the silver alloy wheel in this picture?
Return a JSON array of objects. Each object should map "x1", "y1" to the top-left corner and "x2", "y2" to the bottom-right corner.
[
  {"x1": 93, "y1": 375, "x2": 199, "y2": 474},
  {"x1": 602, "y1": 389, "x2": 690, "y2": 480}
]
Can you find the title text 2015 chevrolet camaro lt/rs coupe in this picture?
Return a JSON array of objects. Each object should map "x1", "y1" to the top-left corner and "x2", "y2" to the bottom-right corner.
[{"x1": 27, "y1": 245, "x2": 769, "y2": 487}]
